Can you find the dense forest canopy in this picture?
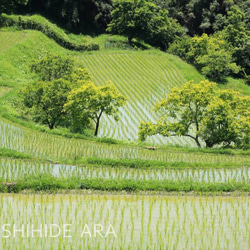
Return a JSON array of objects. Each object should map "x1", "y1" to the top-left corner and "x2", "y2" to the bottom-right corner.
[
  {"x1": 1, "y1": 0, "x2": 249, "y2": 35},
  {"x1": 0, "y1": 0, "x2": 113, "y2": 33},
  {"x1": 0, "y1": 0, "x2": 249, "y2": 81}
]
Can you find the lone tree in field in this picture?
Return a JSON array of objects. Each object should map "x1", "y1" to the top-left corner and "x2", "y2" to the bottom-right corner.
[
  {"x1": 21, "y1": 79, "x2": 73, "y2": 129},
  {"x1": 139, "y1": 80, "x2": 250, "y2": 148},
  {"x1": 22, "y1": 54, "x2": 91, "y2": 130},
  {"x1": 31, "y1": 53, "x2": 92, "y2": 83},
  {"x1": 64, "y1": 82, "x2": 127, "y2": 136},
  {"x1": 107, "y1": 0, "x2": 182, "y2": 50}
]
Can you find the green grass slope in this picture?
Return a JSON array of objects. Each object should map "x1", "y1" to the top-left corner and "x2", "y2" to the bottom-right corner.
[{"x1": 0, "y1": 30, "x2": 29, "y2": 54}]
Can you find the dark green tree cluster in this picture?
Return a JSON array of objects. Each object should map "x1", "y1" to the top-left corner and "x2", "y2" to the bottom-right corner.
[
  {"x1": 21, "y1": 54, "x2": 127, "y2": 135},
  {"x1": 1, "y1": 0, "x2": 113, "y2": 34},
  {"x1": 153, "y1": 0, "x2": 249, "y2": 36},
  {"x1": 2, "y1": 0, "x2": 249, "y2": 36},
  {"x1": 0, "y1": 0, "x2": 28, "y2": 17},
  {"x1": 169, "y1": 6, "x2": 249, "y2": 82},
  {"x1": 107, "y1": 0, "x2": 183, "y2": 50}
]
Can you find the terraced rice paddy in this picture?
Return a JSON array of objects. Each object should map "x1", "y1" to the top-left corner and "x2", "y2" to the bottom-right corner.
[
  {"x1": 0, "y1": 194, "x2": 249, "y2": 249},
  {"x1": 1, "y1": 159, "x2": 250, "y2": 183},
  {"x1": 0, "y1": 27, "x2": 250, "y2": 249},
  {"x1": 0, "y1": 29, "x2": 205, "y2": 147},
  {"x1": 1, "y1": 119, "x2": 250, "y2": 164},
  {"x1": 79, "y1": 52, "x2": 203, "y2": 146}
]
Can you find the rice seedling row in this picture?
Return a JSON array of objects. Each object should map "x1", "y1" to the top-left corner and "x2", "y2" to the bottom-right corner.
[
  {"x1": 1, "y1": 119, "x2": 249, "y2": 164},
  {"x1": 0, "y1": 194, "x2": 249, "y2": 249},
  {"x1": 1, "y1": 158, "x2": 250, "y2": 184},
  {"x1": 78, "y1": 52, "x2": 196, "y2": 145}
]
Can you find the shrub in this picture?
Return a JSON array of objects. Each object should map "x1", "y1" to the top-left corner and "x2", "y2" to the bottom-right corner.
[{"x1": 1, "y1": 14, "x2": 99, "y2": 51}]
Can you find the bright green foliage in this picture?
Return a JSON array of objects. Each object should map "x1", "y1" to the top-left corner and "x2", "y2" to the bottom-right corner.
[
  {"x1": 169, "y1": 33, "x2": 241, "y2": 81},
  {"x1": 139, "y1": 80, "x2": 250, "y2": 148},
  {"x1": 107, "y1": 0, "x2": 182, "y2": 50},
  {"x1": 223, "y1": 6, "x2": 248, "y2": 48},
  {"x1": 197, "y1": 48, "x2": 240, "y2": 81},
  {"x1": 187, "y1": 34, "x2": 225, "y2": 63},
  {"x1": 31, "y1": 53, "x2": 92, "y2": 84},
  {"x1": 139, "y1": 80, "x2": 217, "y2": 147},
  {"x1": 201, "y1": 89, "x2": 250, "y2": 149},
  {"x1": 65, "y1": 82, "x2": 127, "y2": 136},
  {"x1": 31, "y1": 54, "x2": 75, "y2": 81},
  {"x1": 69, "y1": 67, "x2": 92, "y2": 84},
  {"x1": 22, "y1": 54, "x2": 92, "y2": 130},
  {"x1": 21, "y1": 79, "x2": 74, "y2": 129}
]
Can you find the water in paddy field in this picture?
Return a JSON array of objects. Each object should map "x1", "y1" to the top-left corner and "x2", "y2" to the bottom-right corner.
[
  {"x1": 1, "y1": 160, "x2": 250, "y2": 183},
  {"x1": 2, "y1": 118, "x2": 249, "y2": 163},
  {"x1": 98, "y1": 101, "x2": 197, "y2": 147},
  {"x1": 0, "y1": 194, "x2": 249, "y2": 249}
]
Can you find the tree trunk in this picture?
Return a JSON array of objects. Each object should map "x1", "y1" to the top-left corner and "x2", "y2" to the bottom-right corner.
[
  {"x1": 94, "y1": 119, "x2": 100, "y2": 136},
  {"x1": 195, "y1": 137, "x2": 201, "y2": 148},
  {"x1": 128, "y1": 37, "x2": 132, "y2": 45},
  {"x1": 47, "y1": 121, "x2": 54, "y2": 130},
  {"x1": 205, "y1": 140, "x2": 214, "y2": 148}
]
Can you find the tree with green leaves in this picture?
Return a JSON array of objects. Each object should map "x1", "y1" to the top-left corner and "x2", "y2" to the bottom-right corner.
[
  {"x1": 223, "y1": 6, "x2": 247, "y2": 48},
  {"x1": 197, "y1": 48, "x2": 240, "y2": 81},
  {"x1": 31, "y1": 53, "x2": 92, "y2": 84},
  {"x1": 21, "y1": 53, "x2": 92, "y2": 130},
  {"x1": 65, "y1": 82, "x2": 127, "y2": 136},
  {"x1": 107, "y1": 0, "x2": 182, "y2": 50},
  {"x1": 139, "y1": 80, "x2": 250, "y2": 148},
  {"x1": 31, "y1": 54, "x2": 75, "y2": 81},
  {"x1": 21, "y1": 79, "x2": 74, "y2": 129},
  {"x1": 200, "y1": 89, "x2": 250, "y2": 149},
  {"x1": 221, "y1": 6, "x2": 250, "y2": 79},
  {"x1": 169, "y1": 33, "x2": 240, "y2": 81}
]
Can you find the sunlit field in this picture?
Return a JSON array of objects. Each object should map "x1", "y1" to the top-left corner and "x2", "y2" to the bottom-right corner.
[
  {"x1": 1, "y1": 158, "x2": 250, "y2": 183},
  {"x1": 78, "y1": 51, "x2": 204, "y2": 145},
  {"x1": 0, "y1": 31, "x2": 29, "y2": 54},
  {"x1": 1, "y1": 119, "x2": 250, "y2": 164},
  {"x1": 0, "y1": 19, "x2": 250, "y2": 250}
]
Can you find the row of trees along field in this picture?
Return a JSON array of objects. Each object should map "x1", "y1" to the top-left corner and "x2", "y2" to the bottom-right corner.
[
  {"x1": 21, "y1": 54, "x2": 127, "y2": 136},
  {"x1": 0, "y1": 0, "x2": 249, "y2": 83}
]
